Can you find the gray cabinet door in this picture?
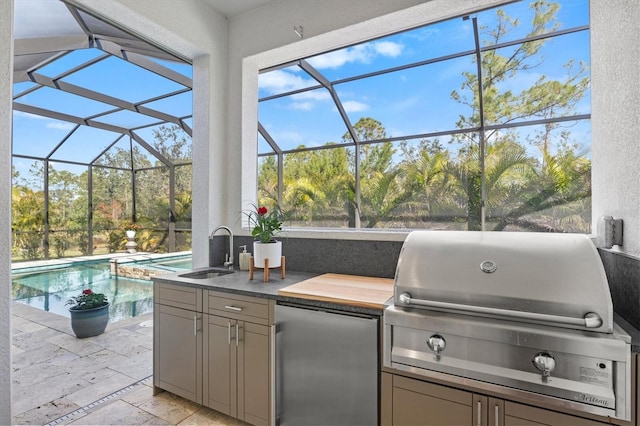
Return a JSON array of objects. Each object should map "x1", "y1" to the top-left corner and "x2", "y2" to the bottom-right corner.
[
  {"x1": 393, "y1": 386, "x2": 473, "y2": 426},
  {"x1": 153, "y1": 304, "x2": 202, "y2": 404},
  {"x1": 389, "y1": 375, "x2": 473, "y2": 426},
  {"x1": 239, "y1": 321, "x2": 270, "y2": 426},
  {"x1": 203, "y1": 314, "x2": 237, "y2": 416},
  {"x1": 504, "y1": 401, "x2": 608, "y2": 426}
]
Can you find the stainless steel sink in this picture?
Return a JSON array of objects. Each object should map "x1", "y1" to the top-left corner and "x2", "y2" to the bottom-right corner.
[{"x1": 178, "y1": 268, "x2": 234, "y2": 279}]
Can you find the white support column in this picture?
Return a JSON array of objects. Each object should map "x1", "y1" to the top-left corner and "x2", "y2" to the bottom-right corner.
[{"x1": 0, "y1": 0, "x2": 14, "y2": 422}]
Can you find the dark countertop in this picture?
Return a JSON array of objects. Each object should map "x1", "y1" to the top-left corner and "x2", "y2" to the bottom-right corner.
[
  {"x1": 153, "y1": 266, "x2": 387, "y2": 316},
  {"x1": 614, "y1": 313, "x2": 640, "y2": 353}
]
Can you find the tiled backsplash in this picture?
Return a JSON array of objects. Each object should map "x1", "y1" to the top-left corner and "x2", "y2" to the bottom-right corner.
[
  {"x1": 598, "y1": 249, "x2": 640, "y2": 330},
  {"x1": 211, "y1": 236, "x2": 640, "y2": 328},
  {"x1": 210, "y1": 235, "x2": 403, "y2": 278}
]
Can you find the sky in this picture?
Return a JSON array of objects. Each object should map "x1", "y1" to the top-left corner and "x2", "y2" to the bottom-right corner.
[
  {"x1": 12, "y1": 0, "x2": 193, "y2": 183},
  {"x1": 11, "y1": 0, "x2": 590, "y2": 183},
  {"x1": 256, "y1": 0, "x2": 591, "y2": 158}
]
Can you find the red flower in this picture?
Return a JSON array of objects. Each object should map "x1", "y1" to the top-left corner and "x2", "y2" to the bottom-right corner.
[
  {"x1": 244, "y1": 204, "x2": 283, "y2": 243},
  {"x1": 67, "y1": 288, "x2": 107, "y2": 310}
]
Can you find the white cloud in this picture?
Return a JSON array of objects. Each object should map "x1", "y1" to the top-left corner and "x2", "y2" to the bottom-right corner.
[
  {"x1": 13, "y1": 111, "x2": 75, "y2": 130},
  {"x1": 374, "y1": 41, "x2": 403, "y2": 57},
  {"x1": 291, "y1": 102, "x2": 314, "y2": 111},
  {"x1": 307, "y1": 41, "x2": 404, "y2": 69},
  {"x1": 260, "y1": 40, "x2": 404, "y2": 112},
  {"x1": 308, "y1": 45, "x2": 369, "y2": 68},
  {"x1": 342, "y1": 101, "x2": 369, "y2": 112},
  {"x1": 288, "y1": 90, "x2": 332, "y2": 110},
  {"x1": 259, "y1": 69, "x2": 314, "y2": 95},
  {"x1": 47, "y1": 121, "x2": 75, "y2": 130},
  {"x1": 13, "y1": 111, "x2": 49, "y2": 120},
  {"x1": 291, "y1": 90, "x2": 331, "y2": 101}
]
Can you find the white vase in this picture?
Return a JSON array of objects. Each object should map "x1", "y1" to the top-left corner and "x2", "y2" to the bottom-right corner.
[
  {"x1": 253, "y1": 241, "x2": 282, "y2": 268},
  {"x1": 125, "y1": 230, "x2": 137, "y2": 253}
]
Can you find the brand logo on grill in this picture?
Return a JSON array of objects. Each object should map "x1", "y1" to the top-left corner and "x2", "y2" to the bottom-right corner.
[
  {"x1": 575, "y1": 394, "x2": 611, "y2": 407},
  {"x1": 480, "y1": 260, "x2": 497, "y2": 273}
]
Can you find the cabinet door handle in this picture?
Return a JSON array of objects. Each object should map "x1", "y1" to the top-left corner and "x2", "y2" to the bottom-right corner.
[
  {"x1": 193, "y1": 315, "x2": 197, "y2": 336},
  {"x1": 227, "y1": 320, "x2": 232, "y2": 344},
  {"x1": 235, "y1": 323, "x2": 239, "y2": 346},
  {"x1": 494, "y1": 403, "x2": 499, "y2": 426},
  {"x1": 225, "y1": 305, "x2": 242, "y2": 311},
  {"x1": 477, "y1": 400, "x2": 482, "y2": 426},
  {"x1": 270, "y1": 324, "x2": 276, "y2": 426}
]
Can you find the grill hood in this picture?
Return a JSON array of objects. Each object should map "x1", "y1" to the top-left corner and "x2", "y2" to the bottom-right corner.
[{"x1": 393, "y1": 231, "x2": 614, "y2": 333}]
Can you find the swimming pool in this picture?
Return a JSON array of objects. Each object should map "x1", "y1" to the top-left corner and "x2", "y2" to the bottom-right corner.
[
  {"x1": 115, "y1": 255, "x2": 193, "y2": 275},
  {"x1": 12, "y1": 254, "x2": 192, "y2": 323}
]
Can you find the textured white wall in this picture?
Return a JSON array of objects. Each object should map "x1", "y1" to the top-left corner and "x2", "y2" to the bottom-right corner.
[
  {"x1": 591, "y1": 0, "x2": 640, "y2": 256},
  {"x1": 0, "y1": 1, "x2": 13, "y2": 422}
]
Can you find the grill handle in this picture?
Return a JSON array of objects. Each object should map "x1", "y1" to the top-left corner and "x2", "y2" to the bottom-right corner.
[{"x1": 398, "y1": 292, "x2": 603, "y2": 329}]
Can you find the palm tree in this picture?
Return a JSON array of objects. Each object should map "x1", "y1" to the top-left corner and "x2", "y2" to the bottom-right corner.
[
  {"x1": 443, "y1": 137, "x2": 532, "y2": 230},
  {"x1": 492, "y1": 142, "x2": 591, "y2": 232},
  {"x1": 447, "y1": 1, "x2": 590, "y2": 231},
  {"x1": 402, "y1": 144, "x2": 454, "y2": 225},
  {"x1": 283, "y1": 147, "x2": 353, "y2": 226}
]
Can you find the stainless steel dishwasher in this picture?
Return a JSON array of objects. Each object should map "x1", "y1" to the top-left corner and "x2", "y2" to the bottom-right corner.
[{"x1": 275, "y1": 303, "x2": 379, "y2": 426}]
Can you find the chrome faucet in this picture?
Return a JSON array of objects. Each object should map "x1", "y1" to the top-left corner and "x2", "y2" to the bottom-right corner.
[{"x1": 210, "y1": 225, "x2": 234, "y2": 268}]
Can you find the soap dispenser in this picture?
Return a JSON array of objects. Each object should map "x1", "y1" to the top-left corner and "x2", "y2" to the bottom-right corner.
[{"x1": 239, "y1": 245, "x2": 251, "y2": 271}]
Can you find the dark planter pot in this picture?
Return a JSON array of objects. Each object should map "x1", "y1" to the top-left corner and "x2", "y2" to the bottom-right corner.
[{"x1": 69, "y1": 303, "x2": 110, "y2": 338}]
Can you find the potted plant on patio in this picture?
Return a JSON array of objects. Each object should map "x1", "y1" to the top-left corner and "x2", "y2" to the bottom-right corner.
[
  {"x1": 66, "y1": 289, "x2": 110, "y2": 338},
  {"x1": 121, "y1": 222, "x2": 141, "y2": 238}
]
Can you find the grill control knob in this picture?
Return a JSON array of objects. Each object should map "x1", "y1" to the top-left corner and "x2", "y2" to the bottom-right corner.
[
  {"x1": 533, "y1": 352, "x2": 556, "y2": 382},
  {"x1": 427, "y1": 334, "x2": 446, "y2": 361}
]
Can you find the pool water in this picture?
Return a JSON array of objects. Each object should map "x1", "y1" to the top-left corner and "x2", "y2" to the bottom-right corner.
[
  {"x1": 12, "y1": 255, "x2": 191, "y2": 323},
  {"x1": 155, "y1": 258, "x2": 192, "y2": 269},
  {"x1": 127, "y1": 257, "x2": 193, "y2": 272}
]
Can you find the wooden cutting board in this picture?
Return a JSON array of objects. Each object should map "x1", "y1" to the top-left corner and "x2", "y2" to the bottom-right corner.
[{"x1": 278, "y1": 273, "x2": 394, "y2": 309}]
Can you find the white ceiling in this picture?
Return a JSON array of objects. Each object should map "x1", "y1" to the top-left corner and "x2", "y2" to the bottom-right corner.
[{"x1": 200, "y1": 0, "x2": 276, "y2": 18}]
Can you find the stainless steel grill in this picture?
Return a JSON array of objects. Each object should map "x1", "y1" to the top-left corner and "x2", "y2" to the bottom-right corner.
[{"x1": 383, "y1": 231, "x2": 631, "y2": 421}]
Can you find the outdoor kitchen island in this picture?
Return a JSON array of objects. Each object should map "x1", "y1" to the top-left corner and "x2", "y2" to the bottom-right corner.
[
  {"x1": 151, "y1": 269, "x2": 394, "y2": 426},
  {"x1": 153, "y1": 260, "x2": 640, "y2": 426}
]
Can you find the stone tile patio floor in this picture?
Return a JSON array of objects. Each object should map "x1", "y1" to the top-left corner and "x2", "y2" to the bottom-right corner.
[{"x1": 11, "y1": 302, "x2": 247, "y2": 425}]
